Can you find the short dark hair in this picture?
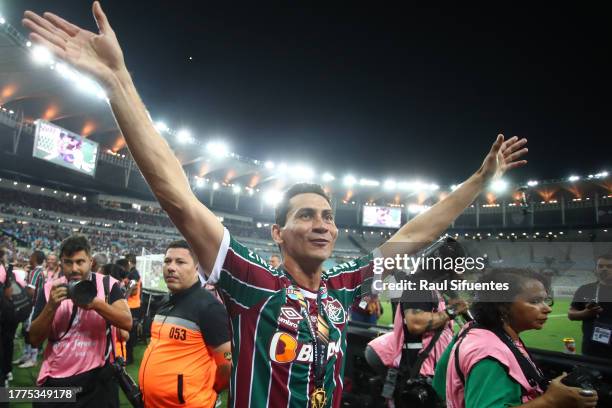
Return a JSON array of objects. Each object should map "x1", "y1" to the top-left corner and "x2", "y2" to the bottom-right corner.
[
  {"x1": 124, "y1": 253, "x2": 137, "y2": 265},
  {"x1": 115, "y1": 258, "x2": 130, "y2": 271},
  {"x1": 472, "y1": 268, "x2": 550, "y2": 330},
  {"x1": 166, "y1": 240, "x2": 197, "y2": 263},
  {"x1": 59, "y1": 235, "x2": 91, "y2": 258},
  {"x1": 31, "y1": 250, "x2": 46, "y2": 265},
  {"x1": 102, "y1": 263, "x2": 128, "y2": 281},
  {"x1": 274, "y1": 183, "x2": 331, "y2": 227}
]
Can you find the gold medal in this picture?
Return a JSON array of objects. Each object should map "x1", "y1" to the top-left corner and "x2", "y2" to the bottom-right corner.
[{"x1": 311, "y1": 387, "x2": 327, "y2": 408}]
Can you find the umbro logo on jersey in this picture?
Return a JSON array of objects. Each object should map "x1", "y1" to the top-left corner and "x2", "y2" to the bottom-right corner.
[
  {"x1": 280, "y1": 307, "x2": 302, "y2": 321},
  {"x1": 325, "y1": 298, "x2": 346, "y2": 325}
]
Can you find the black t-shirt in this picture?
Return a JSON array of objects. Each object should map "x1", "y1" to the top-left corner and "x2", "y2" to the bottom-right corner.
[
  {"x1": 127, "y1": 268, "x2": 141, "y2": 282},
  {"x1": 156, "y1": 282, "x2": 230, "y2": 348},
  {"x1": 571, "y1": 282, "x2": 612, "y2": 358},
  {"x1": 32, "y1": 273, "x2": 123, "y2": 321}
]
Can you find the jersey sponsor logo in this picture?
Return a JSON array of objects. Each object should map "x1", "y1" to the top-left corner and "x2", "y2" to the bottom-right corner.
[
  {"x1": 269, "y1": 332, "x2": 298, "y2": 363},
  {"x1": 325, "y1": 298, "x2": 346, "y2": 325},
  {"x1": 269, "y1": 331, "x2": 341, "y2": 364},
  {"x1": 278, "y1": 307, "x2": 302, "y2": 330},
  {"x1": 280, "y1": 307, "x2": 302, "y2": 321}
]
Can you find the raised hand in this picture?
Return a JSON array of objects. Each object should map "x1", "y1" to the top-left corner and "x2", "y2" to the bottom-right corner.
[
  {"x1": 479, "y1": 134, "x2": 528, "y2": 182},
  {"x1": 22, "y1": 1, "x2": 125, "y2": 89}
]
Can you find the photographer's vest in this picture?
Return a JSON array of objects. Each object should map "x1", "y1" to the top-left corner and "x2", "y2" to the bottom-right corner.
[
  {"x1": 127, "y1": 279, "x2": 141, "y2": 309},
  {"x1": 37, "y1": 273, "x2": 116, "y2": 385},
  {"x1": 368, "y1": 304, "x2": 405, "y2": 368},
  {"x1": 446, "y1": 326, "x2": 543, "y2": 408},
  {"x1": 368, "y1": 292, "x2": 453, "y2": 376}
]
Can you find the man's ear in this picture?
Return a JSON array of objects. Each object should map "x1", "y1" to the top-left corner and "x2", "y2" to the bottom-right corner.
[{"x1": 271, "y1": 224, "x2": 283, "y2": 245}]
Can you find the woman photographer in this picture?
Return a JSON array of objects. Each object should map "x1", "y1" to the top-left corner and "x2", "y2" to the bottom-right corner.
[{"x1": 444, "y1": 268, "x2": 598, "y2": 408}]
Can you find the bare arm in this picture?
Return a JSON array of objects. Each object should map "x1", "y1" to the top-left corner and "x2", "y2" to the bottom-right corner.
[
  {"x1": 87, "y1": 297, "x2": 132, "y2": 331},
  {"x1": 379, "y1": 135, "x2": 527, "y2": 260},
  {"x1": 29, "y1": 285, "x2": 68, "y2": 347},
  {"x1": 568, "y1": 305, "x2": 603, "y2": 321},
  {"x1": 22, "y1": 2, "x2": 224, "y2": 275},
  {"x1": 212, "y1": 342, "x2": 232, "y2": 392},
  {"x1": 404, "y1": 309, "x2": 450, "y2": 335}
]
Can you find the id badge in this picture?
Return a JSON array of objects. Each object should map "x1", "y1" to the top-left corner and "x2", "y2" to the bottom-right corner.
[
  {"x1": 592, "y1": 326, "x2": 612, "y2": 345},
  {"x1": 359, "y1": 300, "x2": 368, "y2": 310}
]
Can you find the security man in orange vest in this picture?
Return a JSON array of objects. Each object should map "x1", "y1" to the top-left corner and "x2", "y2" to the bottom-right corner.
[
  {"x1": 139, "y1": 240, "x2": 231, "y2": 408},
  {"x1": 124, "y1": 253, "x2": 141, "y2": 365}
]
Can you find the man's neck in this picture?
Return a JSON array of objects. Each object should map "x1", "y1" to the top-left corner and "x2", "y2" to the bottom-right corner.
[{"x1": 283, "y1": 257, "x2": 323, "y2": 292}]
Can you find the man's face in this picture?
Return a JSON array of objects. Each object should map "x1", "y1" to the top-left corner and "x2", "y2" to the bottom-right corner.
[
  {"x1": 269, "y1": 256, "x2": 281, "y2": 269},
  {"x1": 596, "y1": 258, "x2": 612, "y2": 284},
  {"x1": 163, "y1": 248, "x2": 197, "y2": 293},
  {"x1": 273, "y1": 193, "x2": 338, "y2": 266},
  {"x1": 61, "y1": 250, "x2": 92, "y2": 281},
  {"x1": 46, "y1": 254, "x2": 58, "y2": 270},
  {"x1": 29, "y1": 253, "x2": 37, "y2": 268}
]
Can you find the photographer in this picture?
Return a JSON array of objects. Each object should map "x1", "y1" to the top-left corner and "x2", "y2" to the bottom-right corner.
[
  {"x1": 568, "y1": 254, "x2": 612, "y2": 359},
  {"x1": 366, "y1": 238, "x2": 468, "y2": 407},
  {"x1": 443, "y1": 269, "x2": 598, "y2": 408},
  {"x1": 29, "y1": 235, "x2": 132, "y2": 408}
]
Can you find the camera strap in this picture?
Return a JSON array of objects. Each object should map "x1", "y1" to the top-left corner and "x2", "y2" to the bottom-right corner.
[
  {"x1": 102, "y1": 274, "x2": 116, "y2": 361},
  {"x1": 453, "y1": 324, "x2": 548, "y2": 395},
  {"x1": 54, "y1": 303, "x2": 78, "y2": 342}
]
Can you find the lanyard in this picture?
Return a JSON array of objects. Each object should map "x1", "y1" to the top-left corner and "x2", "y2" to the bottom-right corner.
[{"x1": 281, "y1": 267, "x2": 327, "y2": 389}]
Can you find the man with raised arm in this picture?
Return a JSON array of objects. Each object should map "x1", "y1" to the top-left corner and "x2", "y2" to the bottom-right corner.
[{"x1": 23, "y1": 3, "x2": 528, "y2": 407}]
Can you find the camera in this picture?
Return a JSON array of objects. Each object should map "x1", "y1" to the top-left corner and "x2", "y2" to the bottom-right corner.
[
  {"x1": 563, "y1": 366, "x2": 612, "y2": 405},
  {"x1": 395, "y1": 376, "x2": 442, "y2": 408},
  {"x1": 62, "y1": 279, "x2": 97, "y2": 305},
  {"x1": 111, "y1": 356, "x2": 144, "y2": 408}
]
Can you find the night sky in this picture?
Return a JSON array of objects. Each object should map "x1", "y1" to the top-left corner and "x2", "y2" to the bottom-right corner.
[{"x1": 7, "y1": 1, "x2": 611, "y2": 186}]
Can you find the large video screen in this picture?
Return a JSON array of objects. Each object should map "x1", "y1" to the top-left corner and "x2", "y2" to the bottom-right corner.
[
  {"x1": 362, "y1": 206, "x2": 402, "y2": 228},
  {"x1": 33, "y1": 120, "x2": 99, "y2": 176}
]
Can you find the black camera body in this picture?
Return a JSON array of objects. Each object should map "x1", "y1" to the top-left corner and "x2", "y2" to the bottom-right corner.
[
  {"x1": 563, "y1": 366, "x2": 612, "y2": 405},
  {"x1": 62, "y1": 279, "x2": 97, "y2": 305},
  {"x1": 111, "y1": 356, "x2": 144, "y2": 408},
  {"x1": 395, "y1": 376, "x2": 442, "y2": 408}
]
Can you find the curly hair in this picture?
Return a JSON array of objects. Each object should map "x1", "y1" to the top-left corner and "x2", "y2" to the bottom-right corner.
[{"x1": 471, "y1": 268, "x2": 550, "y2": 330}]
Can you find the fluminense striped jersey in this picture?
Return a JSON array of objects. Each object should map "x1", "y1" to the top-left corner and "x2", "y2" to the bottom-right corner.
[{"x1": 207, "y1": 228, "x2": 376, "y2": 408}]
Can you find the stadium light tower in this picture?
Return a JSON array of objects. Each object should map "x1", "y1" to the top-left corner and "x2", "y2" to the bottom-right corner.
[
  {"x1": 264, "y1": 189, "x2": 283, "y2": 207},
  {"x1": 384, "y1": 179, "x2": 397, "y2": 191},
  {"x1": 491, "y1": 179, "x2": 508, "y2": 193},
  {"x1": 206, "y1": 141, "x2": 229, "y2": 158},
  {"x1": 322, "y1": 172, "x2": 335, "y2": 182},
  {"x1": 527, "y1": 180, "x2": 539, "y2": 187},
  {"x1": 31, "y1": 46, "x2": 53, "y2": 65},
  {"x1": 343, "y1": 175, "x2": 357, "y2": 187},
  {"x1": 568, "y1": 175, "x2": 580, "y2": 182},
  {"x1": 154, "y1": 121, "x2": 169, "y2": 133},
  {"x1": 264, "y1": 161, "x2": 275, "y2": 170},
  {"x1": 176, "y1": 129, "x2": 193, "y2": 144},
  {"x1": 291, "y1": 165, "x2": 315, "y2": 181}
]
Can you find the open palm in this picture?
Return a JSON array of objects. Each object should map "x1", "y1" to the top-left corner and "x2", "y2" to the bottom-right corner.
[
  {"x1": 480, "y1": 134, "x2": 528, "y2": 181},
  {"x1": 22, "y1": 1, "x2": 124, "y2": 89}
]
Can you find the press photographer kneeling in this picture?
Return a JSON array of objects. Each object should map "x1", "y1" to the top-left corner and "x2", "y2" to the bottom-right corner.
[{"x1": 29, "y1": 235, "x2": 132, "y2": 408}]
